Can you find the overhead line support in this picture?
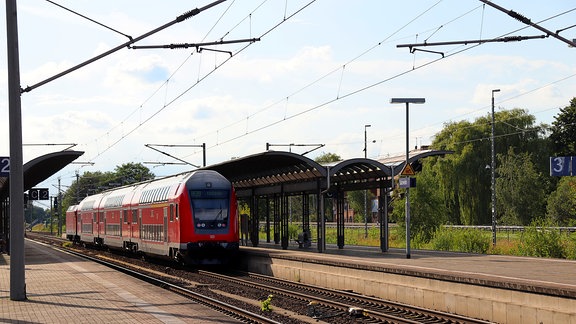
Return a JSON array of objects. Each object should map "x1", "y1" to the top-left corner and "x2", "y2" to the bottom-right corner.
[
  {"x1": 131, "y1": 38, "x2": 260, "y2": 50},
  {"x1": 478, "y1": 0, "x2": 576, "y2": 48},
  {"x1": 20, "y1": 0, "x2": 227, "y2": 93},
  {"x1": 397, "y1": 35, "x2": 547, "y2": 52}
]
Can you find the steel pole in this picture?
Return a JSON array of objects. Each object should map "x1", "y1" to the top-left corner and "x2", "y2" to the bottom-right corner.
[
  {"x1": 6, "y1": 0, "x2": 26, "y2": 300},
  {"x1": 491, "y1": 89, "x2": 500, "y2": 246},
  {"x1": 405, "y1": 102, "x2": 411, "y2": 259},
  {"x1": 364, "y1": 125, "x2": 370, "y2": 239}
]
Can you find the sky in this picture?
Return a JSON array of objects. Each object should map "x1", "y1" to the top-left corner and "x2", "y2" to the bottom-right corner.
[{"x1": 1, "y1": 0, "x2": 575, "y2": 199}]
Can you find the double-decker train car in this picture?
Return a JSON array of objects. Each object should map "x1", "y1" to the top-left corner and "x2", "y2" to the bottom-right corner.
[{"x1": 66, "y1": 170, "x2": 239, "y2": 265}]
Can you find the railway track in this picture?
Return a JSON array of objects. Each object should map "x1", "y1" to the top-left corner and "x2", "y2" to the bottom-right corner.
[
  {"x1": 27, "y1": 232, "x2": 493, "y2": 323},
  {"x1": 26, "y1": 233, "x2": 287, "y2": 324},
  {"x1": 200, "y1": 270, "x2": 492, "y2": 324}
]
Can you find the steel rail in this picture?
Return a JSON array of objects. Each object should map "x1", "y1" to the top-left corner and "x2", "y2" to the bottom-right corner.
[
  {"x1": 200, "y1": 270, "x2": 491, "y2": 324},
  {"x1": 30, "y1": 237, "x2": 281, "y2": 324}
]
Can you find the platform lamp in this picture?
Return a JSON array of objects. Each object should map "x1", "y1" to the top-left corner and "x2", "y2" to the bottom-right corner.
[{"x1": 390, "y1": 97, "x2": 425, "y2": 259}]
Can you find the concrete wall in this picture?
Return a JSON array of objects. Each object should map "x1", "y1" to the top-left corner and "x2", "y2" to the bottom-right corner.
[{"x1": 241, "y1": 254, "x2": 576, "y2": 323}]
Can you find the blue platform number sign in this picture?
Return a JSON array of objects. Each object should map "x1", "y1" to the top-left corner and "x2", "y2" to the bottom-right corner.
[
  {"x1": 0, "y1": 157, "x2": 9, "y2": 177},
  {"x1": 550, "y1": 156, "x2": 573, "y2": 176}
]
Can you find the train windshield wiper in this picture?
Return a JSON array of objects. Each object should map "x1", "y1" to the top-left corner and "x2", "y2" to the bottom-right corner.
[{"x1": 213, "y1": 209, "x2": 223, "y2": 222}]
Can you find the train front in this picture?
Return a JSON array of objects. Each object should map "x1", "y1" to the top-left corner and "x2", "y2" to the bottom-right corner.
[{"x1": 182, "y1": 170, "x2": 239, "y2": 265}]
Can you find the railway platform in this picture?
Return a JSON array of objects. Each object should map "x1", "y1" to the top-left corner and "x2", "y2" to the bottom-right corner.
[
  {"x1": 0, "y1": 239, "x2": 240, "y2": 323},
  {"x1": 242, "y1": 242, "x2": 576, "y2": 323}
]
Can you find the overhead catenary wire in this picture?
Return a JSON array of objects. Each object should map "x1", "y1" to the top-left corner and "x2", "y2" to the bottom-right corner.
[
  {"x1": 45, "y1": 0, "x2": 133, "y2": 41},
  {"x1": 21, "y1": 0, "x2": 229, "y2": 93},
  {"x1": 37, "y1": 2, "x2": 576, "y2": 186},
  {"x1": 91, "y1": 1, "x2": 574, "y2": 162},
  {"x1": 83, "y1": 0, "x2": 318, "y2": 163}
]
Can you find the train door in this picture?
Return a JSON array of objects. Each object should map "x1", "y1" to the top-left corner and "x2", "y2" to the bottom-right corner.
[
  {"x1": 131, "y1": 209, "x2": 138, "y2": 239},
  {"x1": 93, "y1": 212, "x2": 97, "y2": 236},
  {"x1": 164, "y1": 207, "x2": 168, "y2": 242},
  {"x1": 138, "y1": 209, "x2": 142, "y2": 239},
  {"x1": 121, "y1": 210, "x2": 125, "y2": 237}
]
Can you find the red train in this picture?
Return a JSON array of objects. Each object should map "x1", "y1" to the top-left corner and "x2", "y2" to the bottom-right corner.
[{"x1": 66, "y1": 170, "x2": 239, "y2": 265}]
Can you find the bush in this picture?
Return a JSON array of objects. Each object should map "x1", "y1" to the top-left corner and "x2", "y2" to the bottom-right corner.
[
  {"x1": 518, "y1": 219, "x2": 565, "y2": 258},
  {"x1": 565, "y1": 233, "x2": 576, "y2": 260},
  {"x1": 431, "y1": 227, "x2": 490, "y2": 253},
  {"x1": 431, "y1": 227, "x2": 454, "y2": 251},
  {"x1": 454, "y1": 229, "x2": 490, "y2": 254}
]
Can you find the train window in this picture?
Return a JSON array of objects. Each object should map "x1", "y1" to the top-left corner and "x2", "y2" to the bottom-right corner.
[
  {"x1": 93, "y1": 212, "x2": 97, "y2": 223},
  {"x1": 123, "y1": 210, "x2": 128, "y2": 223},
  {"x1": 132, "y1": 210, "x2": 138, "y2": 223},
  {"x1": 190, "y1": 189, "x2": 230, "y2": 230},
  {"x1": 175, "y1": 204, "x2": 179, "y2": 221},
  {"x1": 169, "y1": 204, "x2": 174, "y2": 222}
]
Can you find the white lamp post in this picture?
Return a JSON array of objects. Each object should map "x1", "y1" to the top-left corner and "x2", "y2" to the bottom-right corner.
[{"x1": 390, "y1": 98, "x2": 425, "y2": 259}]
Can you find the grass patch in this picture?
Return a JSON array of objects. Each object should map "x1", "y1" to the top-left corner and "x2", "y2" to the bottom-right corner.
[{"x1": 258, "y1": 222, "x2": 576, "y2": 259}]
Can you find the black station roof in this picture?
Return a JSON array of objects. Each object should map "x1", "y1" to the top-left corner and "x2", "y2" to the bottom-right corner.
[
  {"x1": 204, "y1": 151, "x2": 326, "y2": 194},
  {"x1": 0, "y1": 150, "x2": 84, "y2": 201},
  {"x1": 203, "y1": 150, "x2": 452, "y2": 197}
]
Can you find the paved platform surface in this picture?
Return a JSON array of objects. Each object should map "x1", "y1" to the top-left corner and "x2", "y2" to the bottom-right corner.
[
  {"x1": 250, "y1": 241, "x2": 576, "y2": 298},
  {"x1": 1, "y1": 239, "x2": 240, "y2": 323}
]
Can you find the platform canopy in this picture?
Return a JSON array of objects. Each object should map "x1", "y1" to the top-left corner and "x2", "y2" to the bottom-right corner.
[
  {"x1": 203, "y1": 149, "x2": 452, "y2": 198},
  {"x1": 0, "y1": 150, "x2": 84, "y2": 201}
]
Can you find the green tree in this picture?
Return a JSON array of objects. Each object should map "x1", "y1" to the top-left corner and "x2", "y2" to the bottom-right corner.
[
  {"x1": 62, "y1": 170, "x2": 115, "y2": 209},
  {"x1": 391, "y1": 164, "x2": 448, "y2": 242},
  {"x1": 496, "y1": 148, "x2": 546, "y2": 225},
  {"x1": 430, "y1": 108, "x2": 548, "y2": 225},
  {"x1": 314, "y1": 152, "x2": 341, "y2": 164},
  {"x1": 114, "y1": 162, "x2": 155, "y2": 184},
  {"x1": 550, "y1": 97, "x2": 576, "y2": 156},
  {"x1": 547, "y1": 177, "x2": 576, "y2": 226},
  {"x1": 346, "y1": 190, "x2": 375, "y2": 222},
  {"x1": 62, "y1": 163, "x2": 155, "y2": 212}
]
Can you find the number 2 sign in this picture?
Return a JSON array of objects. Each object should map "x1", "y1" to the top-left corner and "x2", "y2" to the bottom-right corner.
[{"x1": 0, "y1": 157, "x2": 9, "y2": 177}]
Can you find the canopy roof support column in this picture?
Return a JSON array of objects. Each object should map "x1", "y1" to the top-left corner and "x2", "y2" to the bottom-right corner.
[
  {"x1": 316, "y1": 180, "x2": 325, "y2": 253},
  {"x1": 379, "y1": 185, "x2": 389, "y2": 252},
  {"x1": 280, "y1": 190, "x2": 289, "y2": 250},
  {"x1": 273, "y1": 195, "x2": 280, "y2": 244},
  {"x1": 250, "y1": 195, "x2": 259, "y2": 247},
  {"x1": 336, "y1": 189, "x2": 345, "y2": 249},
  {"x1": 264, "y1": 196, "x2": 271, "y2": 243}
]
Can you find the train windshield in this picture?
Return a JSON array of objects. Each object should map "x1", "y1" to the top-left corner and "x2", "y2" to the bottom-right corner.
[{"x1": 189, "y1": 189, "x2": 229, "y2": 229}]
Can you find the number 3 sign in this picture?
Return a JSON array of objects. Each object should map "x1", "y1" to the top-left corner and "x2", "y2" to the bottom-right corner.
[{"x1": 550, "y1": 156, "x2": 573, "y2": 176}]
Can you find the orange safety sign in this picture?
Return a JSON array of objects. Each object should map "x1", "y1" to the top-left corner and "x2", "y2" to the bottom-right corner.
[{"x1": 401, "y1": 163, "x2": 416, "y2": 176}]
